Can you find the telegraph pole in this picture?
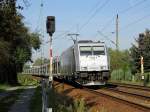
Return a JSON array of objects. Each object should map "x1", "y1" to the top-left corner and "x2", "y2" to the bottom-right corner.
[{"x1": 116, "y1": 14, "x2": 119, "y2": 50}]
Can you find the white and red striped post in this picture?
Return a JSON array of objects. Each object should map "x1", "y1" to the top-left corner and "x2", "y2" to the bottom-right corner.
[
  {"x1": 140, "y1": 56, "x2": 144, "y2": 80},
  {"x1": 49, "y1": 37, "x2": 53, "y2": 82}
]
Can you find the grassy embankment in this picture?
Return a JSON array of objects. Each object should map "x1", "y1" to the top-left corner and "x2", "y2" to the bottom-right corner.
[{"x1": 47, "y1": 83, "x2": 108, "y2": 112}]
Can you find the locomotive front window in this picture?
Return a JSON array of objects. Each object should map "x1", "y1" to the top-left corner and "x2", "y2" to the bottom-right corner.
[
  {"x1": 93, "y1": 46, "x2": 105, "y2": 55},
  {"x1": 80, "y1": 46, "x2": 92, "y2": 56}
]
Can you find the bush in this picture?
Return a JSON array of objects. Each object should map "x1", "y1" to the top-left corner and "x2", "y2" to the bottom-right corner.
[{"x1": 17, "y1": 74, "x2": 39, "y2": 86}]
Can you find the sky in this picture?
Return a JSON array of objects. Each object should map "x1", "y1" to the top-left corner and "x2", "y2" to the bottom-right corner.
[{"x1": 17, "y1": 0, "x2": 150, "y2": 61}]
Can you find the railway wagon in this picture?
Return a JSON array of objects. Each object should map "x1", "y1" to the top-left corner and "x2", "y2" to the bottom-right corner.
[{"x1": 53, "y1": 40, "x2": 110, "y2": 85}]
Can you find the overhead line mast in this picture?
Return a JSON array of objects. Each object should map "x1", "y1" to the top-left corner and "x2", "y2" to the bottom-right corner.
[{"x1": 116, "y1": 14, "x2": 119, "y2": 50}]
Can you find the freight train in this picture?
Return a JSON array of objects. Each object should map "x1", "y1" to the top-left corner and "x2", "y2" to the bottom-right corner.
[{"x1": 24, "y1": 40, "x2": 110, "y2": 86}]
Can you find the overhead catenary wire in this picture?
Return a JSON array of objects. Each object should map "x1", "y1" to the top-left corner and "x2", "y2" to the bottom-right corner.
[
  {"x1": 97, "y1": 12, "x2": 150, "y2": 48},
  {"x1": 79, "y1": 0, "x2": 110, "y2": 32},
  {"x1": 35, "y1": 0, "x2": 44, "y2": 32},
  {"x1": 52, "y1": 0, "x2": 105, "y2": 41},
  {"x1": 97, "y1": 30, "x2": 116, "y2": 46},
  {"x1": 120, "y1": 13, "x2": 150, "y2": 32},
  {"x1": 33, "y1": 0, "x2": 45, "y2": 62},
  {"x1": 100, "y1": 0, "x2": 148, "y2": 32}
]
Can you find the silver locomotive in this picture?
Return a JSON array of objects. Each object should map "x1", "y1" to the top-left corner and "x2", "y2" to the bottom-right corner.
[{"x1": 53, "y1": 40, "x2": 110, "y2": 85}]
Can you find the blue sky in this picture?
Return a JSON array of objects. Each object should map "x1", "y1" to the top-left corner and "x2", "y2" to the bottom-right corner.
[{"x1": 17, "y1": 0, "x2": 150, "y2": 60}]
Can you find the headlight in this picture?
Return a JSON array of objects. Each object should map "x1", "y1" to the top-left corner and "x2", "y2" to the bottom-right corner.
[{"x1": 81, "y1": 67, "x2": 87, "y2": 70}]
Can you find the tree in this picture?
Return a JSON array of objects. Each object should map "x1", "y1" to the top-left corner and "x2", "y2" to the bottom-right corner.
[
  {"x1": 0, "y1": 0, "x2": 41, "y2": 84},
  {"x1": 109, "y1": 48, "x2": 131, "y2": 72},
  {"x1": 130, "y1": 29, "x2": 150, "y2": 73},
  {"x1": 33, "y1": 58, "x2": 49, "y2": 66}
]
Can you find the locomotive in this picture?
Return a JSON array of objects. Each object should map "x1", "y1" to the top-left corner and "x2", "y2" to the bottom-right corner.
[{"x1": 53, "y1": 40, "x2": 110, "y2": 85}]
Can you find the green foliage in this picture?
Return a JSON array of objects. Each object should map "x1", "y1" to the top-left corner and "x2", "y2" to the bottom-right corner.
[
  {"x1": 130, "y1": 29, "x2": 150, "y2": 73},
  {"x1": 72, "y1": 98, "x2": 86, "y2": 112},
  {"x1": 109, "y1": 48, "x2": 131, "y2": 72},
  {"x1": 53, "y1": 98, "x2": 86, "y2": 112},
  {"x1": 17, "y1": 74, "x2": 39, "y2": 86},
  {"x1": 29, "y1": 33, "x2": 41, "y2": 50},
  {"x1": 111, "y1": 68, "x2": 132, "y2": 81},
  {"x1": 0, "y1": 1, "x2": 41, "y2": 84},
  {"x1": 33, "y1": 58, "x2": 49, "y2": 66},
  {"x1": 0, "y1": 41, "x2": 10, "y2": 64},
  {"x1": 0, "y1": 84, "x2": 11, "y2": 92}
]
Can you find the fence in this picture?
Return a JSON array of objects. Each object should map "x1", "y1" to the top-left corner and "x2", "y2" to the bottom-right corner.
[{"x1": 110, "y1": 69, "x2": 150, "y2": 86}]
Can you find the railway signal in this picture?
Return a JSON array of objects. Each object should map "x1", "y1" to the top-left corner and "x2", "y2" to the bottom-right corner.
[
  {"x1": 46, "y1": 16, "x2": 55, "y2": 84},
  {"x1": 46, "y1": 16, "x2": 55, "y2": 36}
]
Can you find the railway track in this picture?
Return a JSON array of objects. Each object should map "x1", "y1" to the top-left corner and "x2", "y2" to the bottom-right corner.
[
  {"x1": 53, "y1": 79, "x2": 150, "y2": 112},
  {"x1": 108, "y1": 82, "x2": 150, "y2": 91},
  {"x1": 84, "y1": 87, "x2": 150, "y2": 112},
  {"x1": 107, "y1": 87, "x2": 150, "y2": 99}
]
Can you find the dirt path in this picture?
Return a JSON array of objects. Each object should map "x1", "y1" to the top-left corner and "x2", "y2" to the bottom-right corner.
[{"x1": 8, "y1": 86, "x2": 36, "y2": 112}]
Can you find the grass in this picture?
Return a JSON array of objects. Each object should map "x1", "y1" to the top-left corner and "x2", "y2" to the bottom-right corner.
[
  {"x1": 30, "y1": 86, "x2": 42, "y2": 112},
  {"x1": 0, "y1": 74, "x2": 39, "y2": 92},
  {"x1": 0, "y1": 84, "x2": 11, "y2": 92},
  {"x1": 47, "y1": 84, "x2": 87, "y2": 112},
  {"x1": 17, "y1": 74, "x2": 39, "y2": 86},
  {"x1": 0, "y1": 89, "x2": 24, "y2": 112}
]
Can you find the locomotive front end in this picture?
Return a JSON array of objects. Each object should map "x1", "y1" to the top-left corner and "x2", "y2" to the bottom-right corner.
[{"x1": 76, "y1": 41, "x2": 110, "y2": 85}]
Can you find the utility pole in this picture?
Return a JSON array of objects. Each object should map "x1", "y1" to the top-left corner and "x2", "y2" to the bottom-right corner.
[
  {"x1": 67, "y1": 33, "x2": 79, "y2": 44},
  {"x1": 116, "y1": 14, "x2": 119, "y2": 50}
]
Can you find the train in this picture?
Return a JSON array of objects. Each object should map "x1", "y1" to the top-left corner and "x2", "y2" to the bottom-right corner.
[{"x1": 24, "y1": 40, "x2": 110, "y2": 86}]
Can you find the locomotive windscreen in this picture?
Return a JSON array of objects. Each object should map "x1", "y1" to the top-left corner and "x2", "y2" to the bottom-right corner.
[
  {"x1": 93, "y1": 46, "x2": 105, "y2": 55},
  {"x1": 80, "y1": 46, "x2": 105, "y2": 56},
  {"x1": 80, "y1": 46, "x2": 92, "y2": 56}
]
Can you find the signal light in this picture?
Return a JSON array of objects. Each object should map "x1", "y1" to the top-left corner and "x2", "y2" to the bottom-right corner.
[{"x1": 46, "y1": 16, "x2": 55, "y2": 36}]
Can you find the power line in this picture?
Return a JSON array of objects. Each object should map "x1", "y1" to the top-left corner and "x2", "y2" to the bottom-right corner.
[
  {"x1": 35, "y1": 0, "x2": 44, "y2": 32},
  {"x1": 79, "y1": 0, "x2": 110, "y2": 32},
  {"x1": 57, "y1": 0, "x2": 104, "y2": 37},
  {"x1": 120, "y1": 13, "x2": 150, "y2": 31},
  {"x1": 100, "y1": 0, "x2": 147, "y2": 32},
  {"x1": 51, "y1": 0, "x2": 108, "y2": 41},
  {"x1": 97, "y1": 12, "x2": 150, "y2": 47},
  {"x1": 97, "y1": 31, "x2": 116, "y2": 46}
]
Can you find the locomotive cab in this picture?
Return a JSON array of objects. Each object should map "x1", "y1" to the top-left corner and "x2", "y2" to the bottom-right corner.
[{"x1": 74, "y1": 41, "x2": 110, "y2": 85}]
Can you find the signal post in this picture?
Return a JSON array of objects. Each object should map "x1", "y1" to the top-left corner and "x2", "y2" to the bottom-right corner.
[
  {"x1": 46, "y1": 16, "x2": 55, "y2": 86},
  {"x1": 141, "y1": 56, "x2": 144, "y2": 78}
]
